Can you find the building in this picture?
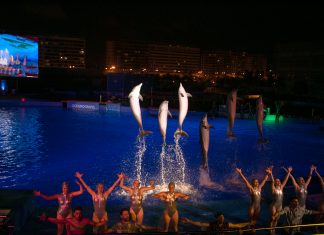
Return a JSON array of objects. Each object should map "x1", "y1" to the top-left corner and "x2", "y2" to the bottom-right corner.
[
  {"x1": 148, "y1": 43, "x2": 200, "y2": 76},
  {"x1": 105, "y1": 41, "x2": 149, "y2": 73},
  {"x1": 38, "y1": 36, "x2": 86, "y2": 69},
  {"x1": 105, "y1": 40, "x2": 200, "y2": 76},
  {"x1": 201, "y1": 50, "x2": 267, "y2": 79},
  {"x1": 105, "y1": 40, "x2": 269, "y2": 81}
]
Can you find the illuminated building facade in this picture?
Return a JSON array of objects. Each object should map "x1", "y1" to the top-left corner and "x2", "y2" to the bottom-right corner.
[
  {"x1": 105, "y1": 40, "x2": 200, "y2": 76},
  {"x1": 105, "y1": 40, "x2": 267, "y2": 79},
  {"x1": 39, "y1": 36, "x2": 86, "y2": 69},
  {"x1": 105, "y1": 41, "x2": 149, "y2": 73},
  {"x1": 201, "y1": 50, "x2": 267, "y2": 79},
  {"x1": 147, "y1": 44, "x2": 200, "y2": 76}
]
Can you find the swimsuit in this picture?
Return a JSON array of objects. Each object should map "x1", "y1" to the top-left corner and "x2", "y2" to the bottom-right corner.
[
  {"x1": 92, "y1": 194, "x2": 108, "y2": 233},
  {"x1": 130, "y1": 188, "x2": 143, "y2": 215},
  {"x1": 272, "y1": 187, "x2": 283, "y2": 209},
  {"x1": 165, "y1": 192, "x2": 177, "y2": 217},
  {"x1": 57, "y1": 193, "x2": 72, "y2": 218},
  {"x1": 296, "y1": 186, "x2": 307, "y2": 207},
  {"x1": 250, "y1": 187, "x2": 261, "y2": 209},
  {"x1": 92, "y1": 193, "x2": 107, "y2": 220}
]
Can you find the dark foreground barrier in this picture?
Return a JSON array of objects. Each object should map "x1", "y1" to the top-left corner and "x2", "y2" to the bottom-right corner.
[{"x1": 0, "y1": 189, "x2": 35, "y2": 235}]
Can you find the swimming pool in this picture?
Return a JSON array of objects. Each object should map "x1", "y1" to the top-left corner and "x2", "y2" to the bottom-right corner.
[{"x1": 0, "y1": 105, "x2": 323, "y2": 225}]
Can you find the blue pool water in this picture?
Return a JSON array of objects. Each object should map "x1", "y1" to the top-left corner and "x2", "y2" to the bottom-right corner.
[{"x1": 0, "y1": 106, "x2": 323, "y2": 225}]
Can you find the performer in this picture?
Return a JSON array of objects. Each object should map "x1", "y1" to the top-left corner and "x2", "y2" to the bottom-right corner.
[
  {"x1": 34, "y1": 181, "x2": 83, "y2": 235},
  {"x1": 75, "y1": 171, "x2": 122, "y2": 234},
  {"x1": 119, "y1": 173, "x2": 155, "y2": 224},
  {"x1": 236, "y1": 167, "x2": 270, "y2": 222},
  {"x1": 39, "y1": 206, "x2": 106, "y2": 235},
  {"x1": 289, "y1": 165, "x2": 315, "y2": 207},
  {"x1": 269, "y1": 166, "x2": 291, "y2": 235},
  {"x1": 153, "y1": 182, "x2": 189, "y2": 232}
]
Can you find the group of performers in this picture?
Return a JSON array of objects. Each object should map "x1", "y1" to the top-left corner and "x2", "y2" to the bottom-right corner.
[
  {"x1": 34, "y1": 172, "x2": 189, "y2": 234},
  {"x1": 34, "y1": 165, "x2": 324, "y2": 234},
  {"x1": 236, "y1": 165, "x2": 324, "y2": 234}
]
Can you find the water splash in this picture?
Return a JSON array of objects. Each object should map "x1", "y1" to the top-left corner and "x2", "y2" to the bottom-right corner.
[
  {"x1": 199, "y1": 167, "x2": 224, "y2": 191},
  {"x1": 174, "y1": 136, "x2": 186, "y2": 183},
  {"x1": 157, "y1": 137, "x2": 187, "y2": 186},
  {"x1": 134, "y1": 137, "x2": 146, "y2": 183},
  {"x1": 160, "y1": 146, "x2": 166, "y2": 185},
  {"x1": 153, "y1": 182, "x2": 197, "y2": 196}
]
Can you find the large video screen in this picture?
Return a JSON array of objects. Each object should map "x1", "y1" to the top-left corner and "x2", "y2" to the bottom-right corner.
[{"x1": 0, "y1": 34, "x2": 38, "y2": 78}]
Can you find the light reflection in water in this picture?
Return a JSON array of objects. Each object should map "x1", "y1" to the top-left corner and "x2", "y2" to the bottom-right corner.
[
  {"x1": 0, "y1": 107, "x2": 323, "y2": 207},
  {"x1": 0, "y1": 107, "x2": 43, "y2": 187}
]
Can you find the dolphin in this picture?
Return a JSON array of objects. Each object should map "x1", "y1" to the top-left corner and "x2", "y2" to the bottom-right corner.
[
  {"x1": 158, "y1": 100, "x2": 172, "y2": 146},
  {"x1": 256, "y1": 96, "x2": 269, "y2": 144},
  {"x1": 174, "y1": 83, "x2": 192, "y2": 137},
  {"x1": 226, "y1": 89, "x2": 237, "y2": 137},
  {"x1": 128, "y1": 83, "x2": 152, "y2": 137},
  {"x1": 200, "y1": 114, "x2": 214, "y2": 170}
]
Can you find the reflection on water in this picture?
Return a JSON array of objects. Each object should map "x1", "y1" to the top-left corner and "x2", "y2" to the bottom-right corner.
[
  {"x1": 0, "y1": 107, "x2": 323, "y2": 205},
  {"x1": 1, "y1": 106, "x2": 324, "y2": 229},
  {"x1": 0, "y1": 108, "x2": 43, "y2": 187}
]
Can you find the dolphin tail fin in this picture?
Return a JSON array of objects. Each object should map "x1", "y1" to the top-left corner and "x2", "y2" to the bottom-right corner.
[
  {"x1": 174, "y1": 129, "x2": 189, "y2": 137},
  {"x1": 202, "y1": 163, "x2": 209, "y2": 172},
  {"x1": 139, "y1": 130, "x2": 153, "y2": 137},
  {"x1": 227, "y1": 130, "x2": 235, "y2": 137},
  {"x1": 162, "y1": 141, "x2": 167, "y2": 147}
]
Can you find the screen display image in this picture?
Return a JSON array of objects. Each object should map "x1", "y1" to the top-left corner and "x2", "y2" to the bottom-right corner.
[{"x1": 0, "y1": 34, "x2": 38, "y2": 78}]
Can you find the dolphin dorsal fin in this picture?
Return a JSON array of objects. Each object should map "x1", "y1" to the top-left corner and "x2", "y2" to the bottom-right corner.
[
  {"x1": 139, "y1": 95, "x2": 143, "y2": 101},
  {"x1": 187, "y1": 93, "x2": 192, "y2": 97}
]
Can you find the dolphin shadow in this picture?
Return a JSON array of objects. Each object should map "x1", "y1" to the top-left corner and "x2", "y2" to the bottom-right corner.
[
  {"x1": 257, "y1": 137, "x2": 269, "y2": 145},
  {"x1": 226, "y1": 134, "x2": 237, "y2": 142},
  {"x1": 199, "y1": 167, "x2": 225, "y2": 191}
]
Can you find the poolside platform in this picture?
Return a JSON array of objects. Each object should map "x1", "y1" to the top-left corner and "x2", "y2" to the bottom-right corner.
[
  {"x1": 62, "y1": 100, "x2": 121, "y2": 111},
  {"x1": 0, "y1": 189, "x2": 35, "y2": 234}
]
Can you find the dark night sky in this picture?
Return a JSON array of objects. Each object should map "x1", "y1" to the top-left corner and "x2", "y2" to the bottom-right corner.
[{"x1": 2, "y1": 2, "x2": 324, "y2": 53}]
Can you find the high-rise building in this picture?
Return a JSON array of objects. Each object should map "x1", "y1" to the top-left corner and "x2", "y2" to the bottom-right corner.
[
  {"x1": 39, "y1": 36, "x2": 86, "y2": 69},
  {"x1": 148, "y1": 43, "x2": 200, "y2": 76},
  {"x1": 105, "y1": 41, "x2": 149, "y2": 73},
  {"x1": 201, "y1": 50, "x2": 267, "y2": 79},
  {"x1": 105, "y1": 40, "x2": 267, "y2": 79},
  {"x1": 105, "y1": 40, "x2": 200, "y2": 76}
]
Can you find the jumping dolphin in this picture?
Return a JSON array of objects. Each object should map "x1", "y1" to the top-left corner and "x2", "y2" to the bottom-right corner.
[
  {"x1": 158, "y1": 100, "x2": 172, "y2": 146},
  {"x1": 200, "y1": 114, "x2": 214, "y2": 170},
  {"x1": 174, "y1": 83, "x2": 192, "y2": 137},
  {"x1": 256, "y1": 96, "x2": 269, "y2": 144},
  {"x1": 128, "y1": 83, "x2": 152, "y2": 137},
  {"x1": 226, "y1": 89, "x2": 237, "y2": 137}
]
